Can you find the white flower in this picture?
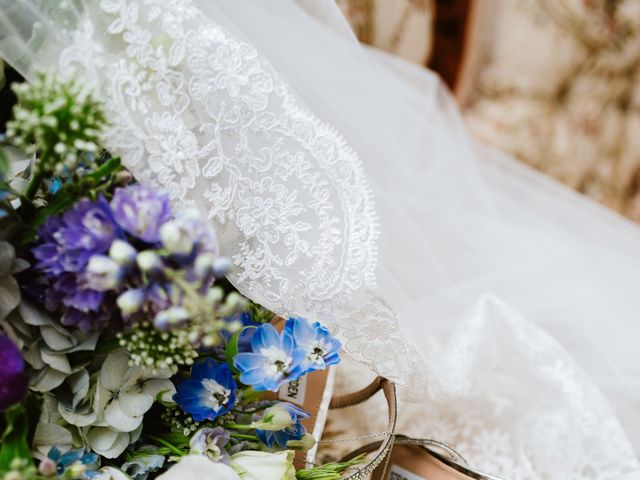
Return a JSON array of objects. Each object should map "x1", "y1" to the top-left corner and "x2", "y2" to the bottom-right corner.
[
  {"x1": 95, "y1": 350, "x2": 175, "y2": 432},
  {"x1": 92, "y1": 466, "x2": 132, "y2": 479},
  {"x1": 69, "y1": 351, "x2": 175, "y2": 458},
  {"x1": 157, "y1": 455, "x2": 240, "y2": 480},
  {"x1": 231, "y1": 450, "x2": 296, "y2": 480}
]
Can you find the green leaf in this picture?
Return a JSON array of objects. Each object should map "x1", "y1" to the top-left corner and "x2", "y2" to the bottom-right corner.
[
  {"x1": 225, "y1": 325, "x2": 257, "y2": 372},
  {"x1": 0, "y1": 149, "x2": 9, "y2": 176},
  {"x1": 0, "y1": 405, "x2": 33, "y2": 471},
  {"x1": 32, "y1": 189, "x2": 74, "y2": 228},
  {"x1": 225, "y1": 330, "x2": 241, "y2": 371},
  {"x1": 86, "y1": 156, "x2": 121, "y2": 182}
]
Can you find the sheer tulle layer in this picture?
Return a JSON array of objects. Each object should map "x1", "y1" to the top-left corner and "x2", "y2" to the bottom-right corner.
[{"x1": 1, "y1": 1, "x2": 639, "y2": 477}]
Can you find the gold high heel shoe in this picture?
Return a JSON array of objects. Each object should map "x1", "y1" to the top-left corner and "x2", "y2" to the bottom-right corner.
[{"x1": 342, "y1": 434, "x2": 507, "y2": 480}]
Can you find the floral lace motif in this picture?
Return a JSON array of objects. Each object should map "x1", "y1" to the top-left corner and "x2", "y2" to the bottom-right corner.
[{"x1": 55, "y1": 0, "x2": 421, "y2": 380}]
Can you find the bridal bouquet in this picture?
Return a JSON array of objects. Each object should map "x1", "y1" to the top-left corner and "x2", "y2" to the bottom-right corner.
[{"x1": 0, "y1": 75, "x2": 354, "y2": 480}]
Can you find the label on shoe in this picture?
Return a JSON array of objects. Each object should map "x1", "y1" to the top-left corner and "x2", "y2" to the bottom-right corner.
[
  {"x1": 389, "y1": 465, "x2": 426, "y2": 480},
  {"x1": 279, "y1": 376, "x2": 307, "y2": 405}
]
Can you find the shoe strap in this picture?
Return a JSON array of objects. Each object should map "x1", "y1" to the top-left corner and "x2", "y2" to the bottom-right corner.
[{"x1": 326, "y1": 377, "x2": 397, "y2": 479}]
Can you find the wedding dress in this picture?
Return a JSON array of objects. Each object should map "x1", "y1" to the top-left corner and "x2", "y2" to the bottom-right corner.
[{"x1": 1, "y1": 0, "x2": 640, "y2": 478}]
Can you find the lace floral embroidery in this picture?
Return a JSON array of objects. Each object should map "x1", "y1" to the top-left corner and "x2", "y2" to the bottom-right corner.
[{"x1": 53, "y1": 0, "x2": 425, "y2": 381}]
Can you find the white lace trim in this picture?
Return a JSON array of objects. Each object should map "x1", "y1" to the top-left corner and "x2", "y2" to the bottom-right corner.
[{"x1": 51, "y1": 0, "x2": 426, "y2": 382}]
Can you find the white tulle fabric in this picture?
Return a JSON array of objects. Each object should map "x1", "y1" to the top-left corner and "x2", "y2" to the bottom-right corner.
[{"x1": 1, "y1": 0, "x2": 640, "y2": 478}]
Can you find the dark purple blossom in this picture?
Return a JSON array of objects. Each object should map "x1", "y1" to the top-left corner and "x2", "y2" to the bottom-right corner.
[
  {"x1": 111, "y1": 186, "x2": 170, "y2": 243},
  {"x1": 0, "y1": 335, "x2": 27, "y2": 411}
]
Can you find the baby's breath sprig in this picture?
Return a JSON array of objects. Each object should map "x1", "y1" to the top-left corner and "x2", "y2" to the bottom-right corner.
[
  {"x1": 118, "y1": 321, "x2": 198, "y2": 374},
  {"x1": 6, "y1": 73, "x2": 106, "y2": 198}
]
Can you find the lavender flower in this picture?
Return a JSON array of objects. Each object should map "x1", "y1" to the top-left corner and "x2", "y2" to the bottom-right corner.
[
  {"x1": 111, "y1": 185, "x2": 170, "y2": 243},
  {"x1": 189, "y1": 427, "x2": 231, "y2": 464},
  {"x1": 31, "y1": 195, "x2": 121, "y2": 331},
  {"x1": 0, "y1": 334, "x2": 28, "y2": 411}
]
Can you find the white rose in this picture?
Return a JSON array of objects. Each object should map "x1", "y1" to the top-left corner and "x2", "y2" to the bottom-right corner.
[
  {"x1": 157, "y1": 455, "x2": 240, "y2": 480},
  {"x1": 231, "y1": 450, "x2": 296, "y2": 480}
]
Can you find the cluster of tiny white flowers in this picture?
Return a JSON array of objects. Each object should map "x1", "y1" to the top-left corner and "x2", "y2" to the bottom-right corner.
[
  {"x1": 6, "y1": 73, "x2": 105, "y2": 176},
  {"x1": 118, "y1": 321, "x2": 198, "y2": 374}
]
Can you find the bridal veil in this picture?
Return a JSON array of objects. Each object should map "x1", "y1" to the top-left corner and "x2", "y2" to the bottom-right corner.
[{"x1": 1, "y1": 0, "x2": 640, "y2": 478}]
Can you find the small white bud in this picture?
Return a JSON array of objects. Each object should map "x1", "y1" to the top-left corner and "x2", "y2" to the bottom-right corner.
[
  {"x1": 86, "y1": 255, "x2": 122, "y2": 291},
  {"x1": 154, "y1": 306, "x2": 190, "y2": 330},
  {"x1": 160, "y1": 221, "x2": 193, "y2": 255},
  {"x1": 117, "y1": 289, "x2": 146, "y2": 314},
  {"x1": 137, "y1": 250, "x2": 163, "y2": 272},
  {"x1": 109, "y1": 239, "x2": 137, "y2": 265}
]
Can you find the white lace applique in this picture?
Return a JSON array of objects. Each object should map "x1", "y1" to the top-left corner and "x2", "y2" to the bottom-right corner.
[{"x1": 55, "y1": 0, "x2": 420, "y2": 382}]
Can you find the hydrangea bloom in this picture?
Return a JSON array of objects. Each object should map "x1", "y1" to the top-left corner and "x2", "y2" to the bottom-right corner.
[
  {"x1": 284, "y1": 317, "x2": 341, "y2": 374},
  {"x1": 255, "y1": 402, "x2": 310, "y2": 449},
  {"x1": 233, "y1": 323, "x2": 305, "y2": 391},
  {"x1": 32, "y1": 195, "x2": 121, "y2": 330},
  {"x1": 0, "y1": 335, "x2": 27, "y2": 411},
  {"x1": 175, "y1": 359, "x2": 237, "y2": 421}
]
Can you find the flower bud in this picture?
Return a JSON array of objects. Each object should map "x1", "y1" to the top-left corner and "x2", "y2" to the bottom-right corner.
[
  {"x1": 68, "y1": 462, "x2": 87, "y2": 477},
  {"x1": 212, "y1": 257, "x2": 232, "y2": 277},
  {"x1": 154, "y1": 306, "x2": 190, "y2": 330},
  {"x1": 160, "y1": 221, "x2": 193, "y2": 255},
  {"x1": 286, "y1": 433, "x2": 316, "y2": 451},
  {"x1": 86, "y1": 255, "x2": 122, "y2": 291},
  {"x1": 251, "y1": 404, "x2": 295, "y2": 431},
  {"x1": 117, "y1": 289, "x2": 146, "y2": 314},
  {"x1": 194, "y1": 253, "x2": 216, "y2": 279},
  {"x1": 137, "y1": 250, "x2": 163, "y2": 272},
  {"x1": 110, "y1": 239, "x2": 137, "y2": 266},
  {"x1": 38, "y1": 458, "x2": 57, "y2": 477},
  {"x1": 205, "y1": 287, "x2": 224, "y2": 306}
]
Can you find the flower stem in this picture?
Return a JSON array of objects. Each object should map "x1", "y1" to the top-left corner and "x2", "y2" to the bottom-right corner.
[
  {"x1": 221, "y1": 423, "x2": 255, "y2": 431},
  {"x1": 25, "y1": 170, "x2": 44, "y2": 200},
  {"x1": 230, "y1": 433, "x2": 260, "y2": 441},
  {"x1": 147, "y1": 435, "x2": 185, "y2": 457}
]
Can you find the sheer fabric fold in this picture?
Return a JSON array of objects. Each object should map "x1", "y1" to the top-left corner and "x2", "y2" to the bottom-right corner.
[{"x1": 1, "y1": 1, "x2": 639, "y2": 477}]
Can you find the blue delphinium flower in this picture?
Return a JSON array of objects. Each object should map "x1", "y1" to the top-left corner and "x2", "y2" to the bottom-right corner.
[
  {"x1": 233, "y1": 323, "x2": 305, "y2": 391},
  {"x1": 285, "y1": 317, "x2": 341, "y2": 374},
  {"x1": 110, "y1": 185, "x2": 171, "y2": 243},
  {"x1": 43, "y1": 447, "x2": 100, "y2": 478},
  {"x1": 31, "y1": 195, "x2": 122, "y2": 331},
  {"x1": 254, "y1": 402, "x2": 310, "y2": 449},
  {"x1": 174, "y1": 359, "x2": 237, "y2": 421}
]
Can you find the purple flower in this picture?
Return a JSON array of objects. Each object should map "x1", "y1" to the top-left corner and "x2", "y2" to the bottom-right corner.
[
  {"x1": 0, "y1": 335, "x2": 27, "y2": 411},
  {"x1": 31, "y1": 195, "x2": 121, "y2": 331},
  {"x1": 111, "y1": 185, "x2": 171, "y2": 243},
  {"x1": 189, "y1": 427, "x2": 231, "y2": 463}
]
